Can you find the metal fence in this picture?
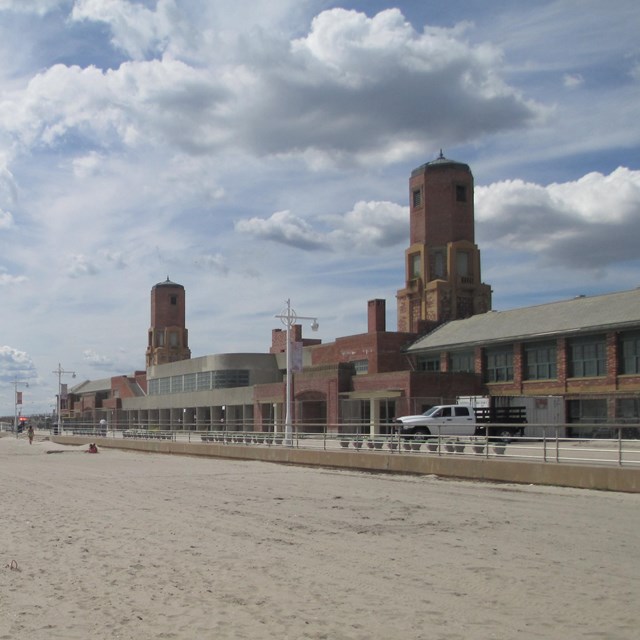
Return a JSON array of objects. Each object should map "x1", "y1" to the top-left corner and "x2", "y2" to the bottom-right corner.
[{"x1": 55, "y1": 422, "x2": 640, "y2": 468}]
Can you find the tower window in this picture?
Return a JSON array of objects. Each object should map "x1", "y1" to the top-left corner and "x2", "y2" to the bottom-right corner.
[
  {"x1": 412, "y1": 189, "x2": 422, "y2": 207},
  {"x1": 170, "y1": 295, "x2": 177, "y2": 305},
  {"x1": 456, "y1": 185, "x2": 467, "y2": 202},
  {"x1": 409, "y1": 253, "x2": 421, "y2": 279}
]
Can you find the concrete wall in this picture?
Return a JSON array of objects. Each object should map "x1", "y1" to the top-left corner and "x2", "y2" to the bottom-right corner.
[{"x1": 54, "y1": 436, "x2": 640, "y2": 493}]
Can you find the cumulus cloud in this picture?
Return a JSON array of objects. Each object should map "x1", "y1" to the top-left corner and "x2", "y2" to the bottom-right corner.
[
  {"x1": 0, "y1": 271, "x2": 27, "y2": 285},
  {"x1": 82, "y1": 349, "x2": 114, "y2": 367},
  {"x1": 195, "y1": 253, "x2": 229, "y2": 275},
  {"x1": 0, "y1": 0, "x2": 63, "y2": 15},
  {"x1": 236, "y1": 210, "x2": 327, "y2": 251},
  {"x1": 563, "y1": 73, "x2": 584, "y2": 88},
  {"x1": 236, "y1": 200, "x2": 408, "y2": 252},
  {"x1": 476, "y1": 167, "x2": 640, "y2": 268},
  {"x1": 66, "y1": 254, "x2": 99, "y2": 278},
  {"x1": 0, "y1": 345, "x2": 37, "y2": 384},
  {"x1": 0, "y1": 208, "x2": 13, "y2": 229},
  {"x1": 0, "y1": 6, "x2": 544, "y2": 166}
]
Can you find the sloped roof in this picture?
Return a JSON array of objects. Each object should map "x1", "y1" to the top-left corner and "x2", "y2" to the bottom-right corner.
[
  {"x1": 407, "y1": 288, "x2": 640, "y2": 353},
  {"x1": 70, "y1": 378, "x2": 112, "y2": 395}
]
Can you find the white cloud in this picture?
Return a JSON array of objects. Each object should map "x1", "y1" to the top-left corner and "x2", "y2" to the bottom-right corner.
[
  {"x1": 563, "y1": 73, "x2": 584, "y2": 89},
  {"x1": 0, "y1": 208, "x2": 13, "y2": 229},
  {"x1": 0, "y1": 6, "x2": 544, "y2": 167},
  {"x1": 0, "y1": 345, "x2": 37, "y2": 384},
  {"x1": 0, "y1": 271, "x2": 27, "y2": 285},
  {"x1": 236, "y1": 210, "x2": 327, "y2": 251},
  {"x1": 476, "y1": 167, "x2": 640, "y2": 268},
  {"x1": 0, "y1": 0, "x2": 63, "y2": 15},
  {"x1": 66, "y1": 254, "x2": 99, "y2": 278}
]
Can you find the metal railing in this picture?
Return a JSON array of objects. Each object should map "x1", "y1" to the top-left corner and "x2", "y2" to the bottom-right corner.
[{"x1": 56, "y1": 422, "x2": 640, "y2": 467}]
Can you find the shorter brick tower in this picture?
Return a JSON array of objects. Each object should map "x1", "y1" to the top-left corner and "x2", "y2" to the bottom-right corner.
[{"x1": 145, "y1": 277, "x2": 191, "y2": 367}]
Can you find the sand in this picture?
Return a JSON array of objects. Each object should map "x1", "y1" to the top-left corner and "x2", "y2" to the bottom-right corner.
[{"x1": 1, "y1": 434, "x2": 639, "y2": 640}]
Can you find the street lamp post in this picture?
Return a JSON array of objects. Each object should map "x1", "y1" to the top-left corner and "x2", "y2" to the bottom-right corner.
[
  {"x1": 275, "y1": 299, "x2": 319, "y2": 446},
  {"x1": 53, "y1": 363, "x2": 76, "y2": 436},
  {"x1": 13, "y1": 377, "x2": 29, "y2": 438}
]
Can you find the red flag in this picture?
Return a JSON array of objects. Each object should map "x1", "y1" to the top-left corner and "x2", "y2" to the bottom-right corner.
[{"x1": 16, "y1": 391, "x2": 22, "y2": 405}]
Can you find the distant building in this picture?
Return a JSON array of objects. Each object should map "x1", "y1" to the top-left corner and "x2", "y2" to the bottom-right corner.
[
  {"x1": 145, "y1": 278, "x2": 191, "y2": 367},
  {"x1": 66, "y1": 155, "x2": 640, "y2": 432}
]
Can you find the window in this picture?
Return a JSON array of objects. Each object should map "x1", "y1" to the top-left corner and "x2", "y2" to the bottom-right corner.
[
  {"x1": 456, "y1": 251, "x2": 469, "y2": 277},
  {"x1": 170, "y1": 375, "x2": 183, "y2": 393},
  {"x1": 524, "y1": 342, "x2": 557, "y2": 380},
  {"x1": 196, "y1": 371, "x2": 212, "y2": 391},
  {"x1": 211, "y1": 370, "x2": 250, "y2": 389},
  {"x1": 169, "y1": 331, "x2": 179, "y2": 347},
  {"x1": 409, "y1": 253, "x2": 421, "y2": 279},
  {"x1": 352, "y1": 360, "x2": 369, "y2": 374},
  {"x1": 569, "y1": 336, "x2": 606, "y2": 377},
  {"x1": 431, "y1": 249, "x2": 445, "y2": 280},
  {"x1": 620, "y1": 331, "x2": 640, "y2": 374},
  {"x1": 157, "y1": 377, "x2": 170, "y2": 395},
  {"x1": 456, "y1": 185, "x2": 467, "y2": 202},
  {"x1": 170, "y1": 295, "x2": 177, "y2": 305},
  {"x1": 412, "y1": 189, "x2": 422, "y2": 207},
  {"x1": 417, "y1": 356, "x2": 440, "y2": 372},
  {"x1": 616, "y1": 398, "x2": 640, "y2": 423},
  {"x1": 485, "y1": 348, "x2": 514, "y2": 382},
  {"x1": 155, "y1": 331, "x2": 165, "y2": 347},
  {"x1": 183, "y1": 373, "x2": 197, "y2": 392},
  {"x1": 450, "y1": 351, "x2": 474, "y2": 373}
]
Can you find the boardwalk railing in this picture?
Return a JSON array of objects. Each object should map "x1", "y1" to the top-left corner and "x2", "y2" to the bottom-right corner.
[{"x1": 56, "y1": 423, "x2": 640, "y2": 468}]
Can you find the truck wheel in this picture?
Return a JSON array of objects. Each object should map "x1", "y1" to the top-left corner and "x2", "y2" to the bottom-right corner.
[
  {"x1": 496, "y1": 429, "x2": 512, "y2": 442},
  {"x1": 415, "y1": 428, "x2": 430, "y2": 436}
]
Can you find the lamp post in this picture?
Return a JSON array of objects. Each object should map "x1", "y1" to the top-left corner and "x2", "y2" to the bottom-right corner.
[
  {"x1": 275, "y1": 299, "x2": 319, "y2": 446},
  {"x1": 53, "y1": 363, "x2": 76, "y2": 436},
  {"x1": 13, "y1": 377, "x2": 29, "y2": 437}
]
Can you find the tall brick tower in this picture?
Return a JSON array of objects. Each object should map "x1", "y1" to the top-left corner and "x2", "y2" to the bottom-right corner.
[
  {"x1": 396, "y1": 152, "x2": 492, "y2": 333},
  {"x1": 145, "y1": 277, "x2": 191, "y2": 367}
]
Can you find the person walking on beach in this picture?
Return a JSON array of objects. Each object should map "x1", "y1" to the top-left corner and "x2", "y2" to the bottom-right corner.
[{"x1": 27, "y1": 424, "x2": 34, "y2": 445}]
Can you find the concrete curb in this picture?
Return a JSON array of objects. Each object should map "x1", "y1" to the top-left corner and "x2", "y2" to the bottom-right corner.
[{"x1": 53, "y1": 436, "x2": 640, "y2": 493}]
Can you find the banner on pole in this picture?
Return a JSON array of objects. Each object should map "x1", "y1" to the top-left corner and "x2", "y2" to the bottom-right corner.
[
  {"x1": 16, "y1": 391, "x2": 22, "y2": 405},
  {"x1": 291, "y1": 341, "x2": 303, "y2": 372}
]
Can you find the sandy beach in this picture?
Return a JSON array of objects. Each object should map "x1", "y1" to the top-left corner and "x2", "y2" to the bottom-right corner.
[{"x1": 1, "y1": 434, "x2": 638, "y2": 640}]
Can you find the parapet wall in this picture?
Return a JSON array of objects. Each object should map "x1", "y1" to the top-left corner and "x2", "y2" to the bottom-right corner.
[{"x1": 53, "y1": 436, "x2": 640, "y2": 493}]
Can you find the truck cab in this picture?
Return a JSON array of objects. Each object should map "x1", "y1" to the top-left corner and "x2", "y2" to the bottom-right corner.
[{"x1": 396, "y1": 405, "x2": 476, "y2": 437}]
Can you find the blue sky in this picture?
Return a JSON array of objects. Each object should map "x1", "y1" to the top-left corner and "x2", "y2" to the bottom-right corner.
[{"x1": 1, "y1": 0, "x2": 639, "y2": 416}]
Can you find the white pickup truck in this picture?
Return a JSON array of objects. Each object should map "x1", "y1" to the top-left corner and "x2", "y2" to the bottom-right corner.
[{"x1": 396, "y1": 404, "x2": 526, "y2": 438}]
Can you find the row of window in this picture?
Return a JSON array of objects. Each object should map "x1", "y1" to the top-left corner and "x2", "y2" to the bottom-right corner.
[
  {"x1": 417, "y1": 332, "x2": 640, "y2": 381},
  {"x1": 148, "y1": 370, "x2": 250, "y2": 396}
]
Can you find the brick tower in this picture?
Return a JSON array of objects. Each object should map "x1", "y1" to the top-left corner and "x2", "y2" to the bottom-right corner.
[
  {"x1": 396, "y1": 152, "x2": 492, "y2": 333},
  {"x1": 145, "y1": 277, "x2": 191, "y2": 367}
]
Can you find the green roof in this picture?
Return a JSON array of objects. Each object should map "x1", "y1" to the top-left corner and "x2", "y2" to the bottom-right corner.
[{"x1": 407, "y1": 289, "x2": 640, "y2": 353}]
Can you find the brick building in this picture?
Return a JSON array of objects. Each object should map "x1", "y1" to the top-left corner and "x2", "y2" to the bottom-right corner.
[{"x1": 65, "y1": 154, "x2": 640, "y2": 433}]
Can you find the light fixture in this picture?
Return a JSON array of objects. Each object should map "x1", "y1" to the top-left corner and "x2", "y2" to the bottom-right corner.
[{"x1": 275, "y1": 300, "x2": 319, "y2": 446}]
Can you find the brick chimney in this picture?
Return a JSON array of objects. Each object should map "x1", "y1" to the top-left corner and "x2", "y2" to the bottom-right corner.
[{"x1": 368, "y1": 299, "x2": 386, "y2": 333}]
